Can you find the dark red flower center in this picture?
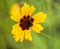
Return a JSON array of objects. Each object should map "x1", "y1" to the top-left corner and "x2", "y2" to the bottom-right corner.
[{"x1": 19, "y1": 15, "x2": 34, "y2": 30}]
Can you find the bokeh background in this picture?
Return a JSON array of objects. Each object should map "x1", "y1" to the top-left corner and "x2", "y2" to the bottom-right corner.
[{"x1": 0, "y1": 0, "x2": 60, "y2": 49}]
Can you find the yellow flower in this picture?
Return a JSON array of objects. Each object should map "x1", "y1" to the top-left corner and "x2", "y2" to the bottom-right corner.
[{"x1": 10, "y1": 3, "x2": 47, "y2": 42}]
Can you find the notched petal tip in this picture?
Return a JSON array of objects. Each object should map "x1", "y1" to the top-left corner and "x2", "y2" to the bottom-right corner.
[
  {"x1": 25, "y1": 30, "x2": 32, "y2": 41},
  {"x1": 10, "y1": 3, "x2": 22, "y2": 22},
  {"x1": 10, "y1": 3, "x2": 19, "y2": 14},
  {"x1": 33, "y1": 12, "x2": 47, "y2": 23},
  {"x1": 28, "y1": 5, "x2": 36, "y2": 16},
  {"x1": 32, "y1": 23, "x2": 44, "y2": 33}
]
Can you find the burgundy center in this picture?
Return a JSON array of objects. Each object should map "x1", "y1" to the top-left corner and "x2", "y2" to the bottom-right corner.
[{"x1": 19, "y1": 15, "x2": 34, "y2": 30}]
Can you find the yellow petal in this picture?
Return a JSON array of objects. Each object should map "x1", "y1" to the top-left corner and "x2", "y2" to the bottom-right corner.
[
  {"x1": 31, "y1": 23, "x2": 43, "y2": 33},
  {"x1": 12, "y1": 23, "x2": 24, "y2": 42},
  {"x1": 28, "y1": 6, "x2": 35, "y2": 16},
  {"x1": 25, "y1": 29, "x2": 32, "y2": 41},
  {"x1": 10, "y1": 3, "x2": 22, "y2": 22},
  {"x1": 21, "y1": 3, "x2": 30, "y2": 16},
  {"x1": 32, "y1": 12, "x2": 47, "y2": 23},
  {"x1": 20, "y1": 31, "x2": 24, "y2": 42}
]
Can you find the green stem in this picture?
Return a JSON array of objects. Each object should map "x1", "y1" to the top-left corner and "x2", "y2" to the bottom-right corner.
[{"x1": 41, "y1": 33, "x2": 60, "y2": 44}]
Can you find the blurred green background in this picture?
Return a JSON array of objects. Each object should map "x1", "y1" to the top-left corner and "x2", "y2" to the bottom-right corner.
[{"x1": 0, "y1": 0, "x2": 60, "y2": 49}]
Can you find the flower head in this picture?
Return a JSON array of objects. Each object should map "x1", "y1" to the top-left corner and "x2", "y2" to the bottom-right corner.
[{"x1": 10, "y1": 3, "x2": 47, "y2": 42}]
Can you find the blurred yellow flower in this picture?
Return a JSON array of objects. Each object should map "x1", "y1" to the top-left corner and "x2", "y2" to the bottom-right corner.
[{"x1": 10, "y1": 3, "x2": 47, "y2": 42}]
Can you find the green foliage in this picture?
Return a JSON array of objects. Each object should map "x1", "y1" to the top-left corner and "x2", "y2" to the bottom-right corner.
[{"x1": 0, "y1": 0, "x2": 60, "y2": 49}]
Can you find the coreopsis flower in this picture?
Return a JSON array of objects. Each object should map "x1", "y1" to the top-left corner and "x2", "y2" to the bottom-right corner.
[{"x1": 10, "y1": 3, "x2": 47, "y2": 42}]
